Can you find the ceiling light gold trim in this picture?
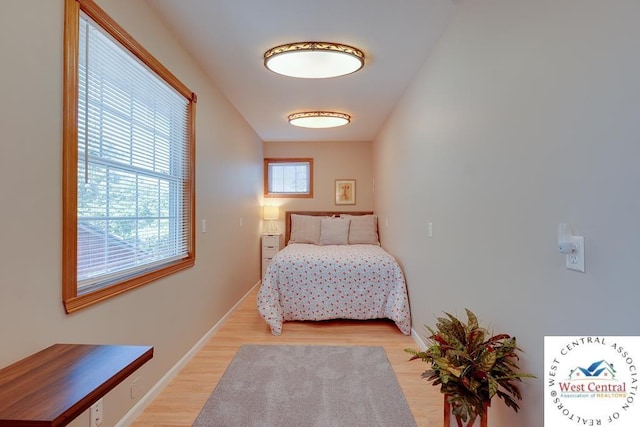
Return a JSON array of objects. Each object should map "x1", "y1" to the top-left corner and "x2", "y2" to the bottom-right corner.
[
  {"x1": 288, "y1": 111, "x2": 351, "y2": 128},
  {"x1": 264, "y1": 42, "x2": 365, "y2": 78}
]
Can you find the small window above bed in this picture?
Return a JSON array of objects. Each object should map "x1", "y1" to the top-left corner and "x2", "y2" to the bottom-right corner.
[{"x1": 264, "y1": 158, "x2": 313, "y2": 198}]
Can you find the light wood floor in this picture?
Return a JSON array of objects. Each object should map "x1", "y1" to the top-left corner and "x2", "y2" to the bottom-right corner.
[{"x1": 132, "y1": 285, "x2": 442, "y2": 426}]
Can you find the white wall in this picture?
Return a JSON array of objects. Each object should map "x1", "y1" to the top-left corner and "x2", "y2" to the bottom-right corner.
[
  {"x1": 263, "y1": 140, "x2": 374, "y2": 233},
  {"x1": 0, "y1": 1, "x2": 263, "y2": 425},
  {"x1": 374, "y1": 0, "x2": 640, "y2": 425}
]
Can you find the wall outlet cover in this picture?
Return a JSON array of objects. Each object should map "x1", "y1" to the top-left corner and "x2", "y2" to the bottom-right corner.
[{"x1": 566, "y1": 236, "x2": 585, "y2": 272}]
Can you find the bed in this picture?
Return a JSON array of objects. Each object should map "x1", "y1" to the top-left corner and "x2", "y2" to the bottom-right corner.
[{"x1": 257, "y1": 211, "x2": 411, "y2": 335}]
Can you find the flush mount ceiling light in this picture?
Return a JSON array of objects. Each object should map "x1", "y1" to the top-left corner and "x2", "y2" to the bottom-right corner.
[
  {"x1": 264, "y1": 42, "x2": 365, "y2": 79},
  {"x1": 288, "y1": 111, "x2": 351, "y2": 128}
]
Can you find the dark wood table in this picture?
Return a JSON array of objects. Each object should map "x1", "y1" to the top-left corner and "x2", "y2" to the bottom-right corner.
[{"x1": 0, "y1": 343, "x2": 153, "y2": 426}]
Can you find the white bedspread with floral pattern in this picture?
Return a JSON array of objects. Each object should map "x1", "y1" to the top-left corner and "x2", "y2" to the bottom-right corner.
[{"x1": 257, "y1": 243, "x2": 411, "y2": 335}]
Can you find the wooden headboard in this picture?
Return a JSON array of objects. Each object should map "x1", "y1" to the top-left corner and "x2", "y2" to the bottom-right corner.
[{"x1": 284, "y1": 211, "x2": 374, "y2": 245}]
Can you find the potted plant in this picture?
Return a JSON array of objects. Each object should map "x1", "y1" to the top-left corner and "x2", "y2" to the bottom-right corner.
[{"x1": 405, "y1": 309, "x2": 535, "y2": 427}]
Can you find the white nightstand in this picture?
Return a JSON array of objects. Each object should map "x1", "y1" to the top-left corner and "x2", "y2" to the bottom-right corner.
[{"x1": 262, "y1": 233, "x2": 283, "y2": 277}]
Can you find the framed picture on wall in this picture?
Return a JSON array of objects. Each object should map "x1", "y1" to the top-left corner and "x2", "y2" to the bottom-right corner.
[{"x1": 335, "y1": 179, "x2": 356, "y2": 205}]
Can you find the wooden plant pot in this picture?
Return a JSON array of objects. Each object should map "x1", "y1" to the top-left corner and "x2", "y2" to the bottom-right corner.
[{"x1": 443, "y1": 395, "x2": 489, "y2": 427}]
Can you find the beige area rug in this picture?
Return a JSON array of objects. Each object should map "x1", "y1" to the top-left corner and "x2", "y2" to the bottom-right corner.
[{"x1": 192, "y1": 344, "x2": 416, "y2": 427}]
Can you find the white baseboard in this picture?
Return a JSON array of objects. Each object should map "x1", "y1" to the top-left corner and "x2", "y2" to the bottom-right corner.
[
  {"x1": 411, "y1": 327, "x2": 427, "y2": 350},
  {"x1": 116, "y1": 281, "x2": 261, "y2": 426}
]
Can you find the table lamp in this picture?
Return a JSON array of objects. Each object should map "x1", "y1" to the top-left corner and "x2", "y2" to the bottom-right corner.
[{"x1": 263, "y1": 206, "x2": 279, "y2": 233}]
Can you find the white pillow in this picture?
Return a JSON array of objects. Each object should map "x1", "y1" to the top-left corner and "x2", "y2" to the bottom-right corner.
[
  {"x1": 289, "y1": 214, "x2": 321, "y2": 244},
  {"x1": 319, "y1": 217, "x2": 351, "y2": 245},
  {"x1": 341, "y1": 214, "x2": 379, "y2": 245}
]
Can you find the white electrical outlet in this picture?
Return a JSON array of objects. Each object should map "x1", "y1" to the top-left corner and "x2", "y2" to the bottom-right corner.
[
  {"x1": 566, "y1": 236, "x2": 585, "y2": 272},
  {"x1": 90, "y1": 399, "x2": 103, "y2": 427},
  {"x1": 131, "y1": 377, "x2": 142, "y2": 399}
]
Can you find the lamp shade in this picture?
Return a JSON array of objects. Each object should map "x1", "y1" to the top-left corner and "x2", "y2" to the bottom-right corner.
[{"x1": 263, "y1": 206, "x2": 279, "y2": 220}]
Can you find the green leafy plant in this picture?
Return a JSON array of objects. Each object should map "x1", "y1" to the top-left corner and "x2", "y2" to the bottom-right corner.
[{"x1": 405, "y1": 309, "x2": 535, "y2": 423}]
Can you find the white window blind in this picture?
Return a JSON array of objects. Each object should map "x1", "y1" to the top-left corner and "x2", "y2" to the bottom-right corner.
[
  {"x1": 267, "y1": 161, "x2": 311, "y2": 194},
  {"x1": 76, "y1": 12, "x2": 190, "y2": 293}
]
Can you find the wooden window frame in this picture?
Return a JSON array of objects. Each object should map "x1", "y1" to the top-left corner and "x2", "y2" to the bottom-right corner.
[
  {"x1": 264, "y1": 158, "x2": 314, "y2": 198},
  {"x1": 62, "y1": 0, "x2": 196, "y2": 313}
]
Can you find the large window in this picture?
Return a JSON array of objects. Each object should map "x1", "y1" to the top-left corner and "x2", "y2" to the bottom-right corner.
[
  {"x1": 264, "y1": 158, "x2": 313, "y2": 198},
  {"x1": 63, "y1": 0, "x2": 196, "y2": 313}
]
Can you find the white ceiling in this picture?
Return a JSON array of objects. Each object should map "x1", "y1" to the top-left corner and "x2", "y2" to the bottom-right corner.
[{"x1": 145, "y1": 0, "x2": 456, "y2": 142}]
